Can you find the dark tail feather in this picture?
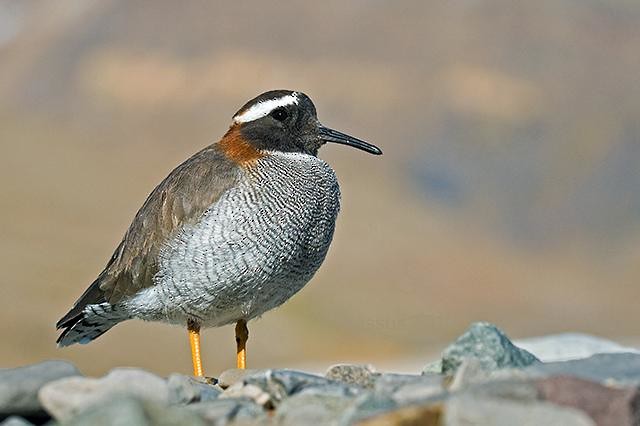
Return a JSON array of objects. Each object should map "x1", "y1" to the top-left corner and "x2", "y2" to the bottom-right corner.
[
  {"x1": 57, "y1": 302, "x2": 128, "y2": 347},
  {"x1": 57, "y1": 272, "x2": 125, "y2": 346},
  {"x1": 57, "y1": 275, "x2": 107, "y2": 329}
]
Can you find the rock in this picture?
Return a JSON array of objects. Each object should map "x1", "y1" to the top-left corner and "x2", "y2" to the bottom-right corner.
[
  {"x1": 448, "y1": 358, "x2": 490, "y2": 391},
  {"x1": 356, "y1": 403, "x2": 443, "y2": 426},
  {"x1": 0, "y1": 360, "x2": 80, "y2": 421},
  {"x1": 373, "y1": 373, "x2": 444, "y2": 405},
  {"x1": 38, "y1": 368, "x2": 169, "y2": 421},
  {"x1": 221, "y1": 384, "x2": 272, "y2": 408},
  {"x1": 167, "y1": 374, "x2": 221, "y2": 405},
  {"x1": 296, "y1": 383, "x2": 362, "y2": 399},
  {"x1": 278, "y1": 383, "x2": 362, "y2": 424},
  {"x1": 448, "y1": 361, "x2": 640, "y2": 424},
  {"x1": 353, "y1": 378, "x2": 540, "y2": 425},
  {"x1": 444, "y1": 395, "x2": 595, "y2": 426},
  {"x1": 536, "y1": 375, "x2": 640, "y2": 426},
  {"x1": 275, "y1": 393, "x2": 353, "y2": 426},
  {"x1": 374, "y1": 373, "x2": 441, "y2": 391},
  {"x1": 422, "y1": 360, "x2": 442, "y2": 375},
  {"x1": 217, "y1": 369, "x2": 264, "y2": 390},
  {"x1": 339, "y1": 393, "x2": 399, "y2": 425},
  {"x1": 462, "y1": 379, "x2": 540, "y2": 403},
  {"x1": 0, "y1": 417, "x2": 34, "y2": 426},
  {"x1": 65, "y1": 395, "x2": 206, "y2": 426},
  {"x1": 325, "y1": 364, "x2": 378, "y2": 389},
  {"x1": 222, "y1": 369, "x2": 360, "y2": 408},
  {"x1": 524, "y1": 353, "x2": 640, "y2": 387},
  {"x1": 515, "y1": 333, "x2": 640, "y2": 362},
  {"x1": 439, "y1": 322, "x2": 540, "y2": 375},
  {"x1": 186, "y1": 398, "x2": 266, "y2": 425}
]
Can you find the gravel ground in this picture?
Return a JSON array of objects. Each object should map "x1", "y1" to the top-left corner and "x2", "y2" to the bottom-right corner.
[{"x1": 1, "y1": 322, "x2": 639, "y2": 425}]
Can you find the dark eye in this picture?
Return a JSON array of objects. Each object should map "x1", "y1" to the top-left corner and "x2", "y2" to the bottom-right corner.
[{"x1": 271, "y1": 107, "x2": 288, "y2": 121}]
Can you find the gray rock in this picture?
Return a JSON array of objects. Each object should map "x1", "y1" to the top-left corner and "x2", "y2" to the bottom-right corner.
[
  {"x1": 339, "y1": 392, "x2": 399, "y2": 425},
  {"x1": 391, "y1": 385, "x2": 444, "y2": 407},
  {"x1": 444, "y1": 395, "x2": 595, "y2": 426},
  {"x1": 453, "y1": 360, "x2": 640, "y2": 424},
  {"x1": 38, "y1": 368, "x2": 169, "y2": 422},
  {"x1": 354, "y1": 402, "x2": 443, "y2": 426},
  {"x1": 468, "y1": 379, "x2": 539, "y2": 402},
  {"x1": 221, "y1": 384, "x2": 271, "y2": 408},
  {"x1": 448, "y1": 358, "x2": 490, "y2": 391},
  {"x1": 515, "y1": 333, "x2": 640, "y2": 362},
  {"x1": 217, "y1": 369, "x2": 264, "y2": 390},
  {"x1": 524, "y1": 353, "x2": 640, "y2": 387},
  {"x1": 374, "y1": 373, "x2": 444, "y2": 405},
  {"x1": 275, "y1": 393, "x2": 353, "y2": 426},
  {"x1": 0, "y1": 416, "x2": 34, "y2": 426},
  {"x1": 277, "y1": 382, "x2": 362, "y2": 424},
  {"x1": 65, "y1": 395, "x2": 206, "y2": 426},
  {"x1": 167, "y1": 374, "x2": 220, "y2": 405},
  {"x1": 223, "y1": 369, "x2": 359, "y2": 408},
  {"x1": 439, "y1": 322, "x2": 540, "y2": 375},
  {"x1": 186, "y1": 398, "x2": 266, "y2": 426},
  {"x1": 536, "y1": 375, "x2": 640, "y2": 426},
  {"x1": 0, "y1": 360, "x2": 80, "y2": 419},
  {"x1": 296, "y1": 384, "x2": 362, "y2": 399},
  {"x1": 374, "y1": 373, "x2": 440, "y2": 391},
  {"x1": 325, "y1": 364, "x2": 378, "y2": 389},
  {"x1": 422, "y1": 360, "x2": 442, "y2": 375}
]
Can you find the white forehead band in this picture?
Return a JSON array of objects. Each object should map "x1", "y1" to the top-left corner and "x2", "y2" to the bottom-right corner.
[{"x1": 233, "y1": 93, "x2": 299, "y2": 123}]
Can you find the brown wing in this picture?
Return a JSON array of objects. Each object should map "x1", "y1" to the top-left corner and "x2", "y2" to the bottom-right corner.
[{"x1": 57, "y1": 142, "x2": 238, "y2": 328}]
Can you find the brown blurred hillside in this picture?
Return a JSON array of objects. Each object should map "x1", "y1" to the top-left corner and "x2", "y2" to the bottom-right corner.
[{"x1": 0, "y1": 1, "x2": 639, "y2": 376}]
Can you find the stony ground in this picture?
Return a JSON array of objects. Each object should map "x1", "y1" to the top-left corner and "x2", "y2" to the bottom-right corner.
[{"x1": 1, "y1": 323, "x2": 639, "y2": 425}]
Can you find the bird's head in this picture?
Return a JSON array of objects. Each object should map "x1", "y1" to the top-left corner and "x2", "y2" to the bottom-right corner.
[{"x1": 229, "y1": 90, "x2": 382, "y2": 157}]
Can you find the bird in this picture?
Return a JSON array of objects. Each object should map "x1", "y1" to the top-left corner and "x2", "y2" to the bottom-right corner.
[{"x1": 56, "y1": 89, "x2": 382, "y2": 376}]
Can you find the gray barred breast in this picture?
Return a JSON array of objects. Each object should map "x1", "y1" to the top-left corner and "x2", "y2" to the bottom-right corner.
[{"x1": 125, "y1": 151, "x2": 341, "y2": 327}]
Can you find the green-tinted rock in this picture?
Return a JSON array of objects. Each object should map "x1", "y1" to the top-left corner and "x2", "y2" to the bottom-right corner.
[{"x1": 440, "y1": 322, "x2": 540, "y2": 375}]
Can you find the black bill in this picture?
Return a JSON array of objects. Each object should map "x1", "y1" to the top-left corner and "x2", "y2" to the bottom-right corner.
[{"x1": 319, "y1": 125, "x2": 382, "y2": 155}]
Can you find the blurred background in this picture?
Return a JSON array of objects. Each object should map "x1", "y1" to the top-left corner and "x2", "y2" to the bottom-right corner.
[{"x1": 1, "y1": 1, "x2": 639, "y2": 376}]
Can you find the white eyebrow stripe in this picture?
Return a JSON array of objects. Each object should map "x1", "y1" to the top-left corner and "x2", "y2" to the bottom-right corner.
[{"x1": 233, "y1": 93, "x2": 299, "y2": 123}]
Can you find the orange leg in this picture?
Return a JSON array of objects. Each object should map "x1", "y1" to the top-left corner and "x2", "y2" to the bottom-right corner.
[
  {"x1": 188, "y1": 319, "x2": 204, "y2": 377},
  {"x1": 235, "y1": 319, "x2": 248, "y2": 369}
]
